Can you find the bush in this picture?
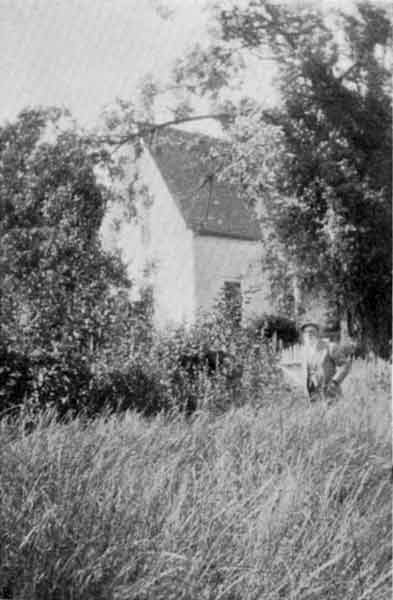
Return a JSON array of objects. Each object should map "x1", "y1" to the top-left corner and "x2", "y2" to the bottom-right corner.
[
  {"x1": 1, "y1": 347, "x2": 92, "y2": 420},
  {"x1": 30, "y1": 353, "x2": 93, "y2": 416},
  {"x1": 0, "y1": 345, "x2": 31, "y2": 417},
  {"x1": 143, "y1": 316, "x2": 281, "y2": 415},
  {"x1": 90, "y1": 362, "x2": 165, "y2": 418},
  {"x1": 0, "y1": 301, "x2": 283, "y2": 422}
]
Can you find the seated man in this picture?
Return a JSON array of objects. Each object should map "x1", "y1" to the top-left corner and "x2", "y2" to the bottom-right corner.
[{"x1": 301, "y1": 322, "x2": 352, "y2": 404}]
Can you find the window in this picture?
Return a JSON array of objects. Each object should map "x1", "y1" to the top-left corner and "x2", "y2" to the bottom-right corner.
[{"x1": 223, "y1": 281, "x2": 242, "y2": 326}]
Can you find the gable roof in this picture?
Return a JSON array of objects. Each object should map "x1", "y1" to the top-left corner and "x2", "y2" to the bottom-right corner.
[{"x1": 145, "y1": 128, "x2": 261, "y2": 241}]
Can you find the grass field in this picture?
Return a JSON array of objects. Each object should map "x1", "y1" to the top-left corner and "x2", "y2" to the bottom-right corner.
[{"x1": 0, "y1": 358, "x2": 391, "y2": 599}]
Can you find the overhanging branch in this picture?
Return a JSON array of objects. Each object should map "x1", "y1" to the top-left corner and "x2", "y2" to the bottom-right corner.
[{"x1": 93, "y1": 113, "x2": 231, "y2": 148}]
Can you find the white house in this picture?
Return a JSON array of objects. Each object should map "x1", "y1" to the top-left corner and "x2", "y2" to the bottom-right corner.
[{"x1": 102, "y1": 128, "x2": 272, "y2": 330}]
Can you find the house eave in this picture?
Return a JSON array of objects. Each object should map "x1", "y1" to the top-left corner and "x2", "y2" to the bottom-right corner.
[
  {"x1": 139, "y1": 141, "x2": 190, "y2": 230},
  {"x1": 192, "y1": 227, "x2": 261, "y2": 242}
]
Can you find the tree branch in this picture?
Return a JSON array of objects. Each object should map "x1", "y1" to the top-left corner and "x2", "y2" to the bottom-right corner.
[{"x1": 94, "y1": 113, "x2": 231, "y2": 148}]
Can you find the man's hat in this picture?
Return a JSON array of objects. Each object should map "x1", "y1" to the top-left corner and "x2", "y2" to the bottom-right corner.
[{"x1": 299, "y1": 321, "x2": 320, "y2": 333}]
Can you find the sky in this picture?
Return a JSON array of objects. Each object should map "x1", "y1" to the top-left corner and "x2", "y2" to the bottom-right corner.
[
  {"x1": 0, "y1": 0, "x2": 291, "y2": 136},
  {"x1": 0, "y1": 1, "x2": 212, "y2": 126},
  {"x1": 0, "y1": 0, "x2": 386, "y2": 134}
]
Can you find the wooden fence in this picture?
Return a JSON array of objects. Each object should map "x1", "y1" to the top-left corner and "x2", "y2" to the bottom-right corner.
[
  {"x1": 279, "y1": 344, "x2": 303, "y2": 367},
  {"x1": 278, "y1": 344, "x2": 305, "y2": 389}
]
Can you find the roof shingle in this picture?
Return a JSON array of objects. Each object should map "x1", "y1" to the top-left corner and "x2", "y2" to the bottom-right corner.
[{"x1": 146, "y1": 128, "x2": 261, "y2": 241}]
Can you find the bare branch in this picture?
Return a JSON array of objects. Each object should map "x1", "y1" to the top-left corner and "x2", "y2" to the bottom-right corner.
[{"x1": 93, "y1": 113, "x2": 231, "y2": 148}]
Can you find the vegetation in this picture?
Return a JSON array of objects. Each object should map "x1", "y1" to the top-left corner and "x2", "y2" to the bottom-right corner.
[
  {"x1": 0, "y1": 6, "x2": 391, "y2": 598},
  {"x1": 0, "y1": 108, "x2": 130, "y2": 354},
  {"x1": 0, "y1": 108, "x2": 276, "y2": 421},
  {"x1": 168, "y1": 1, "x2": 393, "y2": 356},
  {"x1": 0, "y1": 108, "x2": 142, "y2": 417},
  {"x1": 1, "y1": 3, "x2": 391, "y2": 423},
  {"x1": 0, "y1": 305, "x2": 279, "y2": 421},
  {"x1": 0, "y1": 357, "x2": 390, "y2": 599}
]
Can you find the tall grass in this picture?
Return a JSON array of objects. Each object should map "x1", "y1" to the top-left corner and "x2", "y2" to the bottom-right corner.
[{"x1": 0, "y1": 358, "x2": 391, "y2": 599}]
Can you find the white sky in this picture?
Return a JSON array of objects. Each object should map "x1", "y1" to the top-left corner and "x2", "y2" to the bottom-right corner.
[
  {"x1": 0, "y1": 0, "x2": 217, "y2": 127},
  {"x1": 0, "y1": 0, "x2": 388, "y2": 133}
]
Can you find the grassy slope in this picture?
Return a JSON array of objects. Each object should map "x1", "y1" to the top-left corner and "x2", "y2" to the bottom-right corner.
[{"x1": 0, "y1": 360, "x2": 391, "y2": 600}]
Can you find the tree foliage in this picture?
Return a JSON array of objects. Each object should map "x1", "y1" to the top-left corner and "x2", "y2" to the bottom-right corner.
[
  {"x1": 0, "y1": 108, "x2": 134, "y2": 357},
  {"x1": 0, "y1": 108, "x2": 147, "y2": 414}
]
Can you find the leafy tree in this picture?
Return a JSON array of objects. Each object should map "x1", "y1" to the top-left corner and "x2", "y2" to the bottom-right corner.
[
  {"x1": 0, "y1": 108, "x2": 137, "y2": 409},
  {"x1": 169, "y1": 1, "x2": 392, "y2": 355}
]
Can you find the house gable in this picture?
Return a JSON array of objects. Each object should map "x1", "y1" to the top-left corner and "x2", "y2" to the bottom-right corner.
[
  {"x1": 138, "y1": 131, "x2": 273, "y2": 326},
  {"x1": 136, "y1": 145, "x2": 196, "y2": 328},
  {"x1": 102, "y1": 129, "x2": 272, "y2": 329},
  {"x1": 146, "y1": 128, "x2": 261, "y2": 241}
]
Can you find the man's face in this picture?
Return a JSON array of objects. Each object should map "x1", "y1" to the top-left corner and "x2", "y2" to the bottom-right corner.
[{"x1": 302, "y1": 326, "x2": 319, "y2": 347}]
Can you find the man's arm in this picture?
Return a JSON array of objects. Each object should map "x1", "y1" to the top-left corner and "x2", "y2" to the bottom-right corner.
[{"x1": 329, "y1": 343, "x2": 352, "y2": 384}]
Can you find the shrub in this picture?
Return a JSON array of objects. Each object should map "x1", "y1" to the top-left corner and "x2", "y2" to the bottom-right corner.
[
  {"x1": 0, "y1": 345, "x2": 31, "y2": 417},
  {"x1": 0, "y1": 298, "x2": 283, "y2": 421},
  {"x1": 90, "y1": 362, "x2": 165, "y2": 418},
  {"x1": 29, "y1": 352, "x2": 94, "y2": 418},
  {"x1": 143, "y1": 315, "x2": 280, "y2": 415}
]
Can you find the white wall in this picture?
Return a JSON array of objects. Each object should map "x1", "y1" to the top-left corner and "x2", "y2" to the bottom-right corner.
[
  {"x1": 193, "y1": 235, "x2": 271, "y2": 323},
  {"x1": 100, "y1": 145, "x2": 196, "y2": 328},
  {"x1": 136, "y1": 147, "x2": 196, "y2": 329}
]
